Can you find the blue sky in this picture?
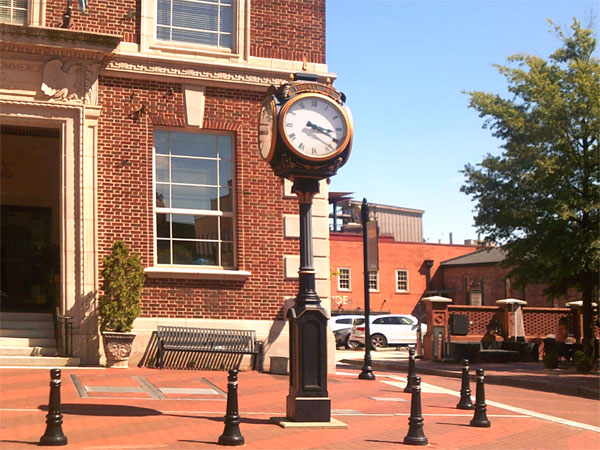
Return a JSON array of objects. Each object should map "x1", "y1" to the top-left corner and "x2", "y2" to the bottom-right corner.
[{"x1": 326, "y1": 0, "x2": 597, "y2": 244}]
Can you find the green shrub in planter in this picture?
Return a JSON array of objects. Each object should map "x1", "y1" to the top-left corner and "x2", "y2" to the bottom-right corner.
[
  {"x1": 98, "y1": 241, "x2": 144, "y2": 333},
  {"x1": 573, "y1": 351, "x2": 597, "y2": 373},
  {"x1": 542, "y1": 350, "x2": 558, "y2": 369}
]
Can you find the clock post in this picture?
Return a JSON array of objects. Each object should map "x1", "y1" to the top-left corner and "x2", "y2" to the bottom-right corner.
[
  {"x1": 286, "y1": 176, "x2": 330, "y2": 422},
  {"x1": 259, "y1": 73, "x2": 353, "y2": 424}
]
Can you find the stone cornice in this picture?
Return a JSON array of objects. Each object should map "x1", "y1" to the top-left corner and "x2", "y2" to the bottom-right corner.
[{"x1": 0, "y1": 24, "x2": 121, "y2": 61}]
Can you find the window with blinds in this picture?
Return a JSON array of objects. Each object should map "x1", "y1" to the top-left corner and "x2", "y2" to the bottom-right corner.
[
  {"x1": 0, "y1": 0, "x2": 27, "y2": 25},
  {"x1": 157, "y1": 0, "x2": 234, "y2": 49}
]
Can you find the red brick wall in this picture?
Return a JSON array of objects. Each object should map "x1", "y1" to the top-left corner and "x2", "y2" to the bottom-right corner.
[
  {"x1": 441, "y1": 265, "x2": 581, "y2": 307},
  {"x1": 44, "y1": 1, "x2": 327, "y2": 58},
  {"x1": 45, "y1": 0, "x2": 139, "y2": 43},
  {"x1": 250, "y1": 0, "x2": 326, "y2": 63},
  {"x1": 329, "y1": 234, "x2": 477, "y2": 315},
  {"x1": 97, "y1": 76, "x2": 299, "y2": 320}
]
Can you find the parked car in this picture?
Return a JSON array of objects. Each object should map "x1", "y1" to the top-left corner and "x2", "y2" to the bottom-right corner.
[
  {"x1": 334, "y1": 327, "x2": 361, "y2": 349},
  {"x1": 349, "y1": 314, "x2": 427, "y2": 350},
  {"x1": 330, "y1": 315, "x2": 364, "y2": 332}
]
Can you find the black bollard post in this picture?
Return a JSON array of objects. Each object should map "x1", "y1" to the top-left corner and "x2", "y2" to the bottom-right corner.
[
  {"x1": 218, "y1": 369, "x2": 245, "y2": 446},
  {"x1": 39, "y1": 369, "x2": 68, "y2": 446},
  {"x1": 456, "y1": 359, "x2": 474, "y2": 409},
  {"x1": 403, "y1": 375, "x2": 428, "y2": 446},
  {"x1": 404, "y1": 347, "x2": 416, "y2": 393},
  {"x1": 469, "y1": 368, "x2": 491, "y2": 427}
]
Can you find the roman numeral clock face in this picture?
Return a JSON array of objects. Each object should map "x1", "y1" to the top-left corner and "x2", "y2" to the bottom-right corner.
[{"x1": 279, "y1": 93, "x2": 350, "y2": 161}]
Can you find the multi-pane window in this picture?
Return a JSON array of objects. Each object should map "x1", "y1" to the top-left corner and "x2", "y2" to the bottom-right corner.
[
  {"x1": 338, "y1": 268, "x2": 350, "y2": 291},
  {"x1": 157, "y1": 0, "x2": 234, "y2": 49},
  {"x1": 154, "y1": 130, "x2": 234, "y2": 267},
  {"x1": 368, "y1": 271, "x2": 379, "y2": 292},
  {"x1": 396, "y1": 270, "x2": 409, "y2": 292},
  {"x1": 0, "y1": 0, "x2": 27, "y2": 25}
]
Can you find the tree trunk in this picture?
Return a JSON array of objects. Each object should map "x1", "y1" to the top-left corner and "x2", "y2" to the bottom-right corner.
[{"x1": 581, "y1": 275, "x2": 596, "y2": 358}]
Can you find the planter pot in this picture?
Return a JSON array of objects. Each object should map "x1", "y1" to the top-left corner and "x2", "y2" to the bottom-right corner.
[{"x1": 102, "y1": 331, "x2": 136, "y2": 368}]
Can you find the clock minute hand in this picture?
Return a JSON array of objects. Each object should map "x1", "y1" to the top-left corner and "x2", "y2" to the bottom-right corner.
[{"x1": 307, "y1": 121, "x2": 333, "y2": 135}]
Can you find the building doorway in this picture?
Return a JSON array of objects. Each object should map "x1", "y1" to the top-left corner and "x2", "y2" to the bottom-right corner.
[{"x1": 1, "y1": 126, "x2": 61, "y2": 312}]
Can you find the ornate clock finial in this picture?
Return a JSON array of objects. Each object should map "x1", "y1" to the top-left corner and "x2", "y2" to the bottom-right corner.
[{"x1": 302, "y1": 58, "x2": 308, "y2": 71}]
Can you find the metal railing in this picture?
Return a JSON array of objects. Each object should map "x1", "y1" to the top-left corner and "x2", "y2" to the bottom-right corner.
[{"x1": 54, "y1": 308, "x2": 73, "y2": 357}]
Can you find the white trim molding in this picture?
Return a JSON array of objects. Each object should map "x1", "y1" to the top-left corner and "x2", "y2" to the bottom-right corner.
[{"x1": 145, "y1": 266, "x2": 251, "y2": 281}]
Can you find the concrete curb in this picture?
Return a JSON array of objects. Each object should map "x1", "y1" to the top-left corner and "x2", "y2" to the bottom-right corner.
[{"x1": 340, "y1": 359, "x2": 600, "y2": 401}]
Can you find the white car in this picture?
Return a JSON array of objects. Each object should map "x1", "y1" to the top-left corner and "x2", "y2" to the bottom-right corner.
[
  {"x1": 349, "y1": 314, "x2": 427, "y2": 350},
  {"x1": 330, "y1": 315, "x2": 364, "y2": 332}
]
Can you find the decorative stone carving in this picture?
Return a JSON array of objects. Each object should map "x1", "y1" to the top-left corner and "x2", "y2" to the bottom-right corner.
[
  {"x1": 40, "y1": 59, "x2": 98, "y2": 105},
  {"x1": 101, "y1": 331, "x2": 136, "y2": 368},
  {"x1": 433, "y1": 311, "x2": 446, "y2": 326},
  {"x1": 106, "y1": 59, "x2": 287, "y2": 87},
  {"x1": 41, "y1": 59, "x2": 84, "y2": 101},
  {"x1": 83, "y1": 64, "x2": 98, "y2": 105}
]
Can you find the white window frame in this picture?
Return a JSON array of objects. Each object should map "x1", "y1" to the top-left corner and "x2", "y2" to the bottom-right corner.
[
  {"x1": 0, "y1": 0, "x2": 45, "y2": 26},
  {"x1": 368, "y1": 271, "x2": 379, "y2": 292},
  {"x1": 396, "y1": 269, "x2": 409, "y2": 293},
  {"x1": 152, "y1": 129, "x2": 236, "y2": 269},
  {"x1": 140, "y1": 0, "x2": 249, "y2": 60},
  {"x1": 338, "y1": 267, "x2": 351, "y2": 292}
]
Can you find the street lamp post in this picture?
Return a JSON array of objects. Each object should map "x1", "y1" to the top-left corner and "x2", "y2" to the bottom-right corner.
[{"x1": 358, "y1": 198, "x2": 375, "y2": 380}]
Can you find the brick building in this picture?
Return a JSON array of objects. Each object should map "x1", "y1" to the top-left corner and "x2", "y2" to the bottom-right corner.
[
  {"x1": 0, "y1": 1, "x2": 333, "y2": 368},
  {"x1": 329, "y1": 233, "x2": 478, "y2": 316},
  {"x1": 438, "y1": 247, "x2": 581, "y2": 307}
]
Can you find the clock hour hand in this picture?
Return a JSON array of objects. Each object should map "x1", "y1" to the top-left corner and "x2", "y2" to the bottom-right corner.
[{"x1": 306, "y1": 121, "x2": 339, "y2": 143}]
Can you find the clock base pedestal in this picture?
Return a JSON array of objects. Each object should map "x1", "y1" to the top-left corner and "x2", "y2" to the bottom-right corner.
[{"x1": 286, "y1": 396, "x2": 331, "y2": 422}]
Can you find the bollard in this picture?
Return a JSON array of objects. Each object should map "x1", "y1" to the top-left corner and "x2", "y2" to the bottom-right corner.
[
  {"x1": 39, "y1": 369, "x2": 68, "y2": 446},
  {"x1": 404, "y1": 347, "x2": 416, "y2": 393},
  {"x1": 456, "y1": 359, "x2": 474, "y2": 409},
  {"x1": 218, "y1": 369, "x2": 245, "y2": 446},
  {"x1": 403, "y1": 375, "x2": 428, "y2": 446},
  {"x1": 469, "y1": 368, "x2": 491, "y2": 427}
]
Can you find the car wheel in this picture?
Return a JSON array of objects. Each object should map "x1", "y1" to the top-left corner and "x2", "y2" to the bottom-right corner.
[
  {"x1": 346, "y1": 336, "x2": 360, "y2": 350},
  {"x1": 370, "y1": 334, "x2": 387, "y2": 350}
]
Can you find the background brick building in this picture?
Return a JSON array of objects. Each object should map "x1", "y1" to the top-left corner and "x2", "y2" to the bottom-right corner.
[
  {"x1": 329, "y1": 233, "x2": 477, "y2": 316},
  {"x1": 439, "y1": 248, "x2": 581, "y2": 307}
]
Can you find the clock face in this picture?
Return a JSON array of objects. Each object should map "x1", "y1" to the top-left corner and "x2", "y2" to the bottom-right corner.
[
  {"x1": 258, "y1": 98, "x2": 277, "y2": 161},
  {"x1": 279, "y1": 93, "x2": 350, "y2": 160}
]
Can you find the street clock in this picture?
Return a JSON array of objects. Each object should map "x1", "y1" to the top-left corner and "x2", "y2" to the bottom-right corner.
[{"x1": 258, "y1": 74, "x2": 353, "y2": 180}]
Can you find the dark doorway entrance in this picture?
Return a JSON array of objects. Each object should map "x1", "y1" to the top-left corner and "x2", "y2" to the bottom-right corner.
[{"x1": 1, "y1": 126, "x2": 60, "y2": 312}]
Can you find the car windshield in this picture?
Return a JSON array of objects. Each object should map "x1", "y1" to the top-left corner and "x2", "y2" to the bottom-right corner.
[{"x1": 354, "y1": 318, "x2": 365, "y2": 326}]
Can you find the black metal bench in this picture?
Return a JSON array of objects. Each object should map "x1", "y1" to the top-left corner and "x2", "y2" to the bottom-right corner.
[
  {"x1": 156, "y1": 326, "x2": 260, "y2": 370},
  {"x1": 478, "y1": 340, "x2": 520, "y2": 363}
]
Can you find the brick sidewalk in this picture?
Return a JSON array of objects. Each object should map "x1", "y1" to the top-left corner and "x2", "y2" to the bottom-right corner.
[
  {"x1": 339, "y1": 350, "x2": 600, "y2": 400},
  {"x1": 1, "y1": 367, "x2": 598, "y2": 449}
]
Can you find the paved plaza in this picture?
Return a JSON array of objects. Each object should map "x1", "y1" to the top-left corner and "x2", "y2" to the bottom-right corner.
[{"x1": 1, "y1": 354, "x2": 598, "y2": 449}]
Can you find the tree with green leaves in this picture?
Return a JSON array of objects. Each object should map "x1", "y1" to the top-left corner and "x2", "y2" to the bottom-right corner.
[
  {"x1": 462, "y1": 19, "x2": 599, "y2": 359},
  {"x1": 98, "y1": 241, "x2": 145, "y2": 333}
]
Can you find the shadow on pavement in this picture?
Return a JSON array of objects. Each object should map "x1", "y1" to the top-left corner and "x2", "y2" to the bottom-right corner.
[
  {"x1": 436, "y1": 422, "x2": 472, "y2": 427},
  {"x1": 0, "y1": 441, "x2": 38, "y2": 447},
  {"x1": 38, "y1": 403, "x2": 272, "y2": 426},
  {"x1": 179, "y1": 440, "x2": 220, "y2": 447},
  {"x1": 39, "y1": 403, "x2": 163, "y2": 417},
  {"x1": 365, "y1": 439, "x2": 403, "y2": 445}
]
